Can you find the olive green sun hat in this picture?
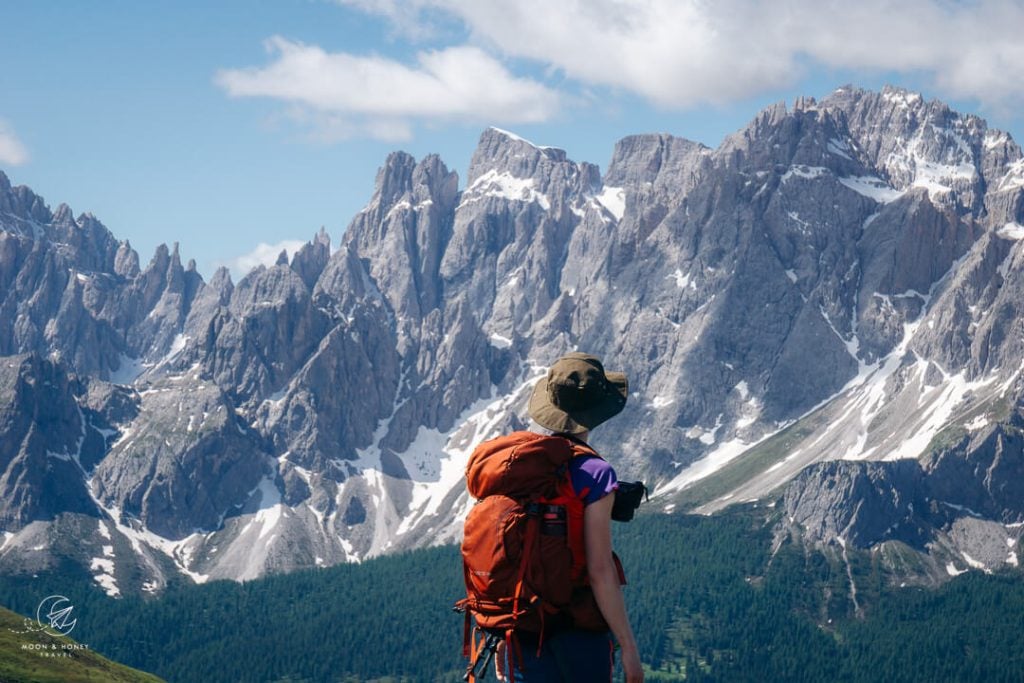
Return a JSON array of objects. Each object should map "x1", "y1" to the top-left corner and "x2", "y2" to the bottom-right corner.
[{"x1": 527, "y1": 352, "x2": 629, "y2": 435}]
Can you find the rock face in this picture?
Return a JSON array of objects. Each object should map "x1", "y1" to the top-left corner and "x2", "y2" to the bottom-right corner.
[
  {"x1": 91, "y1": 374, "x2": 269, "y2": 539},
  {"x1": 782, "y1": 459, "x2": 928, "y2": 549},
  {"x1": 1, "y1": 85, "x2": 1023, "y2": 593},
  {"x1": 0, "y1": 354, "x2": 99, "y2": 528},
  {"x1": 780, "y1": 412, "x2": 1024, "y2": 582}
]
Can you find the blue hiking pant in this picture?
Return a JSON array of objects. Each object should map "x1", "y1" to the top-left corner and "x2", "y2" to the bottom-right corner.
[{"x1": 498, "y1": 629, "x2": 614, "y2": 682}]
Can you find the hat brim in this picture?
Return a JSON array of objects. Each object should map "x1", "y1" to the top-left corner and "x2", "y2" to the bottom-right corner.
[{"x1": 528, "y1": 371, "x2": 628, "y2": 434}]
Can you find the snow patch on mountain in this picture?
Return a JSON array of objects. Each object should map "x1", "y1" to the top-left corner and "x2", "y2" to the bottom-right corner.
[
  {"x1": 595, "y1": 186, "x2": 625, "y2": 221},
  {"x1": 86, "y1": 481, "x2": 210, "y2": 586},
  {"x1": 489, "y1": 333, "x2": 513, "y2": 349},
  {"x1": 488, "y1": 127, "x2": 537, "y2": 147},
  {"x1": 781, "y1": 166, "x2": 828, "y2": 182},
  {"x1": 997, "y1": 223, "x2": 1024, "y2": 241},
  {"x1": 658, "y1": 431, "x2": 775, "y2": 497},
  {"x1": 110, "y1": 355, "x2": 146, "y2": 385},
  {"x1": 997, "y1": 160, "x2": 1024, "y2": 191},
  {"x1": 883, "y1": 90, "x2": 922, "y2": 108},
  {"x1": 838, "y1": 176, "x2": 904, "y2": 203},
  {"x1": 460, "y1": 169, "x2": 550, "y2": 210},
  {"x1": 397, "y1": 366, "x2": 544, "y2": 538},
  {"x1": 827, "y1": 138, "x2": 854, "y2": 160},
  {"x1": 881, "y1": 363, "x2": 999, "y2": 461},
  {"x1": 648, "y1": 394, "x2": 675, "y2": 409},
  {"x1": 669, "y1": 268, "x2": 695, "y2": 290},
  {"x1": 245, "y1": 476, "x2": 285, "y2": 542},
  {"x1": 90, "y1": 539, "x2": 119, "y2": 597}
]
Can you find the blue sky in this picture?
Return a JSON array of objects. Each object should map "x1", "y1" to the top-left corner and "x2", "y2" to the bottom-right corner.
[{"x1": 2, "y1": 0, "x2": 1023, "y2": 278}]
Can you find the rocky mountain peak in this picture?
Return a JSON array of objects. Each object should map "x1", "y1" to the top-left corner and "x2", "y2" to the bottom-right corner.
[
  {"x1": 359, "y1": 152, "x2": 458, "y2": 224},
  {"x1": 818, "y1": 85, "x2": 1000, "y2": 212},
  {"x1": 289, "y1": 228, "x2": 332, "y2": 290},
  {"x1": 0, "y1": 174, "x2": 51, "y2": 225},
  {"x1": 52, "y1": 202, "x2": 75, "y2": 224},
  {"x1": 412, "y1": 153, "x2": 459, "y2": 205},
  {"x1": 605, "y1": 134, "x2": 704, "y2": 186},
  {"x1": 346, "y1": 150, "x2": 458, "y2": 324},
  {"x1": 467, "y1": 127, "x2": 568, "y2": 185},
  {"x1": 148, "y1": 243, "x2": 171, "y2": 273},
  {"x1": 603, "y1": 134, "x2": 711, "y2": 213},
  {"x1": 114, "y1": 240, "x2": 140, "y2": 278},
  {"x1": 792, "y1": 94, "x2": 818, "y2": 112},
  {"x1": 208, "y1": 265, "x2": 234, "y2": 298},
  {"x1": 372, "y1": 151, "x2": 418, "y2": 210},
  {"x1": 314, "y1": 225, "x2": 329, "y2": 247},
  {"x1": 723, "y1": 100, "x2": 789, "y2": 152}
]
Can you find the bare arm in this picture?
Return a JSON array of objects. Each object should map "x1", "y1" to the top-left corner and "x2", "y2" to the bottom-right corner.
[{"x1": 585, "y1": 492, "x2": 644, "y2": 682}]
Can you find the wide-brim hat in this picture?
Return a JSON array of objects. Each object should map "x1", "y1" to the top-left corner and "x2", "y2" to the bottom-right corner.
[{"x1": 528, "y1": 352, "x2": 628, "y2": 435}]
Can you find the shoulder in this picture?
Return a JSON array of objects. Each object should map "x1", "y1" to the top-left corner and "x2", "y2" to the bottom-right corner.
[{"x1": 569, "y1": 454, "x2": 618, "y2": 506}]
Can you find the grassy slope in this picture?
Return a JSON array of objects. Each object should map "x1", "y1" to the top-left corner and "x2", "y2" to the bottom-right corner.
[
  {"x1": 671, "y1": 404, "x2": 831, "y2": 510},
  {"x1": 0, "y1": 604, "x2": 164, "y2": 683}
]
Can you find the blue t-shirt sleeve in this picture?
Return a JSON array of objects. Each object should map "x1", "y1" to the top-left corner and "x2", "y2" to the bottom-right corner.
[{"x1": 570, "y1": 455, "x2": 619, "y2": 506}]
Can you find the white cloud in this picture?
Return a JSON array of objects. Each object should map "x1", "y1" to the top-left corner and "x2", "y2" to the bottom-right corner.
[
  {"x1": 0, "y1": 120, "x2": 29, "y2": 166},
  {"x1": 341, "y1": 0, "x2": 1024, "y2": 111},
  {"x1": 220, "y1": 239, "x2": 308, "y2": 279},
  {"x1": 215, "y1": 37, "x2": 562, "y2": 141}
]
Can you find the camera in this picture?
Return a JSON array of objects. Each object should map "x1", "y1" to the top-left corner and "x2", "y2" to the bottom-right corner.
[{"x1": 611, "y1": 481, "x2": 648, "y2": 522}]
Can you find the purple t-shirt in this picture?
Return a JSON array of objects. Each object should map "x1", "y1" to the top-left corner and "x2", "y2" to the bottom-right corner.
[{"x1": 570, "y1": 455, "x2": 618, "y2": 506}]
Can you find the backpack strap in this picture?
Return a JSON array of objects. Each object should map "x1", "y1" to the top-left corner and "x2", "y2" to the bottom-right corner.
[
  {"x1": 555, "y1": 436, "x2": 602, "y2": 582},
  {"x1": 511, "y1": 512, "x2": 540, "y2": 620}
]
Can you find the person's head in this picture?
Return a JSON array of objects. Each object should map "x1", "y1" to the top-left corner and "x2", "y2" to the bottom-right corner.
[{"x1": 527, "y1": 352, "x2": 628, "y2": 436}]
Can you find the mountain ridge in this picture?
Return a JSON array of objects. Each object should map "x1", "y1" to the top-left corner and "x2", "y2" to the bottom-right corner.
[{"x1": 1, "y1": 84, "x2": 1023, "y2": 593}]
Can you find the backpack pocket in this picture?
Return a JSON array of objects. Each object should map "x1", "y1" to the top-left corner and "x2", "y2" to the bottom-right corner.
[
  {"x1": 462, "y1": 495, "x2": 528, "y2": 607},
  {"x1": 532, "y1": 503, "x2": 573, "y2": 609}
]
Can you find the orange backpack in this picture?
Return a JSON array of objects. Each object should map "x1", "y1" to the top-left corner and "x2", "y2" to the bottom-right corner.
[{"x1": 454, "y1": 431, "x2": 625, "y2": 681}]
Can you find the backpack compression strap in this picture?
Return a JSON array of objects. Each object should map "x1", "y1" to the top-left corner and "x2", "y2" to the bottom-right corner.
[{"x1": 558, "y1": 438, "x2": 601, "y2": 582}]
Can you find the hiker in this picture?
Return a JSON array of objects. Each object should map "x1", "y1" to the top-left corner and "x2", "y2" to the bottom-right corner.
[{"x1": 457, "y1": 352, "x2": 644, "y2": 682}]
